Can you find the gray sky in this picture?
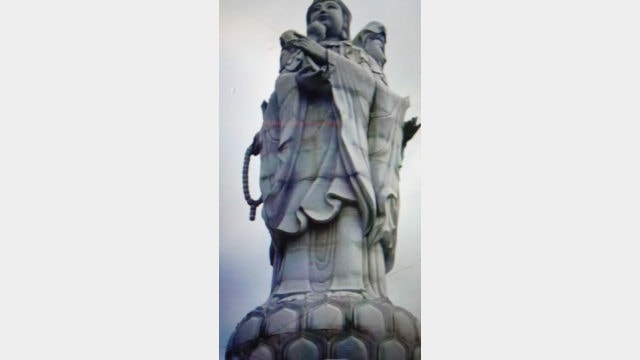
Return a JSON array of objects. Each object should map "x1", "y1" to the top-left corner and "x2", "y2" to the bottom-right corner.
[
  {"x1": 219, "y1": 0, "x2": 421, "y2": 356},
  {"x1": 3, "y1": 1, "x2": 640, "y2": 359}
]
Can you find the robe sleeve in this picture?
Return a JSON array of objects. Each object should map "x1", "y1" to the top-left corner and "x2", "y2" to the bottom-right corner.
[
  {"x1": 367, "y1": 81, "x2": 410, "y2": 272},
  {"x1": 324, "y1": 50, "x2": 379, "y2": 235}
]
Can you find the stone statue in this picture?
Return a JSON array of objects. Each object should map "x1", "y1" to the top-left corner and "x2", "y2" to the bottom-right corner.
[
  {"x1": 353, "y1": 20, "x2": 422, "y2": 154},
  {"x1": 228, "y1": 1, "x2": 420, "y2": 359}
]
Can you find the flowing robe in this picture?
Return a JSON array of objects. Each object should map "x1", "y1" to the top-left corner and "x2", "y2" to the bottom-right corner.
[
  {"x1": 367, "y1": 79, "x2": 410, "y2": 273},
  {"x1": 258, "y1": 40, "x2": 408, "y2": 298}
]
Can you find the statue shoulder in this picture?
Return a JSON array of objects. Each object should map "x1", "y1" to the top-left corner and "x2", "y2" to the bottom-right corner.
[
  {"x1": 345, "y1": 43, "x2": 386, "y2": 82},
  {"x1": 278, "y1": 30, "x2": 305, "y2": 73}
]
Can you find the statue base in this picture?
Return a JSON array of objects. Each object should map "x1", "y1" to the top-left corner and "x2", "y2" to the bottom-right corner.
[{"x1": 225, "y1": 292, "x2": 420, "y2": 360}]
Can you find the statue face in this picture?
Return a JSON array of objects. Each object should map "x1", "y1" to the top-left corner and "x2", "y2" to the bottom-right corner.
[
  {"x1": 308, "y1": 0, "x2": 344, "y2": 39},
  {"x1": 365, "y1": 37, "x2": 386, "y2": 67}
]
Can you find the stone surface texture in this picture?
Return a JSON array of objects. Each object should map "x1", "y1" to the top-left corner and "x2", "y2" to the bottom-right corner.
[
  {"x1": 226, "y1": 295, "x2": 420, "y2": 359},
  {"x1": 229, "y1": 1, "x2": 420, "y2": 358}
]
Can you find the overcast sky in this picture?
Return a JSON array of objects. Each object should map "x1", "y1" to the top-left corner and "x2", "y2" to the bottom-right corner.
[
  {"x1": 2, "y1": 0, "x2": 640, "y2": 359},
  {"x1": 219, "y1": 0, "x2": 421, "y2": 357}
]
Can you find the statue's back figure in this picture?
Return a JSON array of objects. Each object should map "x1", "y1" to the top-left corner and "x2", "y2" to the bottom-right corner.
[{"x1": 228, "y1": 1, "x2": 420, "y2": 359}]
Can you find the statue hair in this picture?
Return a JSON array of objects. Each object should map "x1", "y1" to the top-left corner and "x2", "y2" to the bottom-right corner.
[{"x1": 353, "y1": 21, "x2": 386, "y2": 48}]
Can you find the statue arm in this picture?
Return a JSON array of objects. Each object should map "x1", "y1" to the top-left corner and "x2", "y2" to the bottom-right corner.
[
  {"x1": 367, "y1": 82, "x2": 411, "y2": 273},
  {"x1": 280, "y1": 30, "x2": 328, "y2": 73},
  {"x1": 288, "y1": 37, "x2": 328, "y2": 65}
]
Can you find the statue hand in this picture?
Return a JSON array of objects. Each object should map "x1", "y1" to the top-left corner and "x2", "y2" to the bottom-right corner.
[
  {"x1": 250, "y1": 132, "x2": 262, "y2": 155},
  {"x1": 402, "y1": 117, "x2": 421, "y2": 149},
  {"x1": 291, "y1": 37, "x2": 328, "y2": 65}
]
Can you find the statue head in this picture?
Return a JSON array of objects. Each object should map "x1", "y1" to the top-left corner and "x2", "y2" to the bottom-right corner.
[
  {"x1": 353, "y1": 21, "x2": 387, "y2": 67},
  {"x1": 306, "y1": 0, "x2": 352, "y2": 40}
]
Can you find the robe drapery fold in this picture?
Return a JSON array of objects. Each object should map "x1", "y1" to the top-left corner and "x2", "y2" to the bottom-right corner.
[
  {"x1": 258, "y1": 40, "x2": 408, "y2": 296},
  {"x1": 260, "y1": 42, "x2": 378, "y2": 239},
  {"x1": 367, "y1": 85, "x2": 410, "y2": 272}
]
